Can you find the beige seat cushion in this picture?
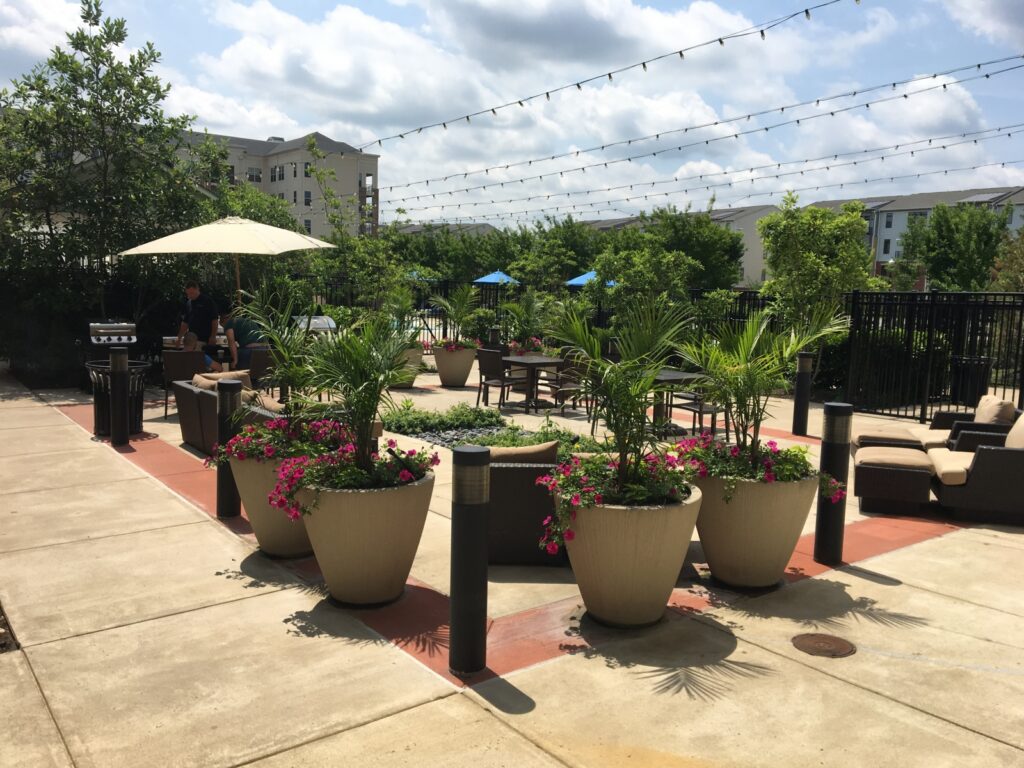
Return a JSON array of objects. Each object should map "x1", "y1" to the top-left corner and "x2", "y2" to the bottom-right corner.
[
  {"x1": 906, "y1": 425, "x2": 951, "y2": 450},
  {"x1": 854, "y1": 447, "x2": 934, "y2": 473},
  {"x1": 489, "y1": 440, "x2": 559, "y2": 464},
  {"x1": 974, "y1": 395, "x2": 1016, "y2": 425},
  {"x1": 852, "y1": 426, "x2": 922, "y2": 449},
  {"x1": 1005, "y1": 416, "x2": 1024, "y2": 450},
  {"x1": 255, "y1": 393, "x2": 286, "y2": 414},
  {"x1": 197, "y1": 370, "x2": 254, "y2": 390},
  {"x1": 191, "y1": 374, "x2": 218, "y2": 391},
  {"x1": 926, "y1": 448, "x2": 973, "y2": 486}
]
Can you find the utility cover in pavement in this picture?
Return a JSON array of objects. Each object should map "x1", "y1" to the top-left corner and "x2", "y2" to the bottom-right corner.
[{"x1": 791, "y1": 633, "x2": 856, "y2": 658}]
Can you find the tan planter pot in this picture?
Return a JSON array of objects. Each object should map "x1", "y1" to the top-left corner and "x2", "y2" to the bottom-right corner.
[
  {"x1": 229, "y1": 457, "x2": 312, "y2": 558},
  {"x1": 297, "y1": 474, "x2": 434, "y2": 605},
  {"x1": 566, "y1": 487, "x2": 702, "y2": 627},
  {"x1": 692, "y1": 475, "x2": 818, "y2": 588},
  {"x1": 390, "y1": 347, "x2": 423, "y2": 389},
  {"x1": 433, "y1": 347, "x2": 476, "y2": 387}
]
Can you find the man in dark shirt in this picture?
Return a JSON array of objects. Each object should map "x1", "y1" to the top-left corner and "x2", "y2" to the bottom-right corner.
[{"x1": 176, "y1": 281, "x2": 219, "y2": 349}]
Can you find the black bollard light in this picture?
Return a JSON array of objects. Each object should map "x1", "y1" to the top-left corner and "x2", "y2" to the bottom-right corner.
[
  {"x1": 216, "y1": 379, "x2": 243, "y2": 519},
  {"x1": 109, "y1": 347, "x2": 129, "y2": 447},
  {"x1": 449, "y1": 445, "x2": 490, "y2": 677},
  {"x1": 792, "y1": 351, "x2": 814, "y2": 437},
  {"x1": 814, "y1": 402, "x2": 853, "y2": 565}
]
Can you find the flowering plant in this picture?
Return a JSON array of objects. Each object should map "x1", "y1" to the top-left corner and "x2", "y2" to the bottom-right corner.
[
  {"x1": 206, "y1": 418, "x2": 352, "y2": 467},
  {"x1": 536, "y1": 452, "x2": 690, "y2": 554},
  {"x1": 269, "y1": 438, "x2": 440, "y2": 519},
  {"x1": 508, "y1": 336, "x2": 544, "y2": 355},
  {"x1": 430, "y1": 337, "x2": 480, "y2": 352}
]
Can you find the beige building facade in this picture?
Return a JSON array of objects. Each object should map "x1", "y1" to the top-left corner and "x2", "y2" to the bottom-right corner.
[{"x1": 182, "y1": 131, "x2": 379, "y2": 238}]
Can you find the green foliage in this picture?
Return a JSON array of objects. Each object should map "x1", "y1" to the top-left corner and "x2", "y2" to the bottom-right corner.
[
  {"x1": 641, "y1": 205, "x2": 744, "y2": 289},
  {"x1": 680, "y1": 308, "x2": 847, "y2": 456},
  {"x1": 429, "y1": 284, "x2": 479, "y2": 341},
  {"x1": 692, "y1": 289, "x2": 739, "y2": 332},
  {"x1": 463, "y1": 308, "x2": 497, "y2": 344},
  {"x1": 758, "y1": 192, "x2": 872, "y2": 324},
  {"x1": 898, "y1": 203, "x2": 1011, "y2": 291},
  {"x1": 466, "y1": 417, "x2": 608, "y2": 462},
  {"x1": 549, "y1": 296, "x2": 691, "y2": 492},
  {"x1": 380, "y1": 401, "x2": 507, "y2": 434},
  {"x1": 236, "y1": 287, "x2": 317, "y2": 398},
  {"x1": 991, "y1": 229, "x2": 1024, "y2": 291},
  {"x1": 501, "y1": 288, "x2": 551, "y2": 343}
]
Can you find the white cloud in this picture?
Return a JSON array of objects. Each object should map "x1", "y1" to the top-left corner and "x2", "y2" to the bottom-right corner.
[
  {"x1": 0, "y1": 0, "x2": 79, "y2": 84},
  {"x1": 943, "y1": 0, "x2": 1024, "y2": 46}
]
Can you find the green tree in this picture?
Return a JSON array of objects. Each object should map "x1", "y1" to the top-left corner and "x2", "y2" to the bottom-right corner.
[
  {"x1": 757, "y1": 192, "x2": 872, "y2": 322},
  {"x1": 0, "y1": 0, "x2": 211, "y2": 381},
  {"x1": 900, "y1": 203, "x2": 1010, "y2": 291},
  {"x1": 991, "y1": 229, "x2": 1024, "y2": 291},
  {"x1": 641, "y1": 205, "x2": 744, "y2": 289}
]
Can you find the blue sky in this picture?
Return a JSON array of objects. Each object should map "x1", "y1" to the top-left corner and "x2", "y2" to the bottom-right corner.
[{"x1": 2, "y1": 0, "x2": 1023, "y2": 225}]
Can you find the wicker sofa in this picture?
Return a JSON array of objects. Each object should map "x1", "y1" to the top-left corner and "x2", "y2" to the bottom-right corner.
[{"x1": 170, "y1": 371, "x2": 283, "y2": 456}]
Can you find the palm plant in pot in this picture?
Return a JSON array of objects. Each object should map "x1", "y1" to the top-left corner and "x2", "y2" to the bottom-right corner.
[
  {"x1": 678, "y1": 309, "x2": 847, "y2": 588},
  {"x1": 429, "y1": 284, "x2": 480, "y2": 387},
  {"x1": 540, "y1": 297, "x2": 702, "y2": 628},
  {"x1": 269, "y1": 314, "x2": 440, "y2": 605},
  {"x1": 384, "y1": 286, "x2": 426, "y2": 390}
]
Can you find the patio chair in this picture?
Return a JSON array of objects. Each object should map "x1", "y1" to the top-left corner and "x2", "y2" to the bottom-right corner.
[
  {"x1": 851, "y1": 395, "x2": 1019, "y2": 455},
  {"x1": 854, "y1": 415, "x2": 1024, "y2": 524},
  {"x1": 162, "y1": 350, "x2": 206, "y2": 418},
  {"x1": 671, "y1": 393, "x2": 731, "y2": 441},
  {"x1": 551, "y1": 355, "x2": 587, "y2": 414},
  {"x1": 247, "y1": 346, "x2": 273, "y2": 391},
  {"x1": 476, "y1": 348, "x2": 514, "y2": 408}
]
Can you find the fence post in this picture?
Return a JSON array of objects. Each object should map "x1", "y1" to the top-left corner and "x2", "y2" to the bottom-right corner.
[
  {"x1": 449, "y1": 445, "x2": 490, "y2": 677},
  {"x1": 216, "y1": 380, "x2": 243, "y2": 519},
  {"x1": 919, "y1": 289, "x2": 939, "y2": 423},
  {"x1": 109, "y1": 347, "x2": 129, "y2": 447},
  {"x1": 844, "y1": 290, "x2": 860, "y2": 406},
  {"x1": 814, "y1": 402, "x2": 853, "y2": 566},
  {"x1": 792, "y1": 351, "x2": 814, "y2": 436}
]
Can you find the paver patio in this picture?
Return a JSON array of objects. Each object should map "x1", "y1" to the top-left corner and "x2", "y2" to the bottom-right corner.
[{"x1": 1, "y1": 363, "x2": 1021, "y2": 767}]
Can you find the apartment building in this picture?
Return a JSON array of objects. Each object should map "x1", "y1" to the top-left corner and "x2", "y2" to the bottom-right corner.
[
  {"x1": 182, "y1": 131, "x2": 379, "y2": 238},
  {"x1": 808, "y1": 187, "x2": 1024, "y2": 273}
]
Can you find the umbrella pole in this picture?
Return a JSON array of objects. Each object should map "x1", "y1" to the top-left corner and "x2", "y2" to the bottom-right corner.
[{"x1": 234, "y1": 254, "x2": 242, "y2": 306}]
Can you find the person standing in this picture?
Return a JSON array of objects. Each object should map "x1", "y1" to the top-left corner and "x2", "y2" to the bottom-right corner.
[
  {"x1": 220, "y1": 310, "x2": 264, "y2": 370},
  {"x1": 176, "y1": 281, "x2": 219, "y2": 350}
]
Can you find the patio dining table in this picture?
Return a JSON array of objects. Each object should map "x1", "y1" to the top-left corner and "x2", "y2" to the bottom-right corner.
[
  {"x1": 502, "y1": 354, "x2": 564, "y2": 413},
  {"x1": 652, "y1": 369, "x2": 702, "y2": 435}
]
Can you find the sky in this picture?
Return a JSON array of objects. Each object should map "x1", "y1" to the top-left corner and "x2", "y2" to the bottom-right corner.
[{"x1": 2, "y1": 0, "x2": 1024, "y2": 227}]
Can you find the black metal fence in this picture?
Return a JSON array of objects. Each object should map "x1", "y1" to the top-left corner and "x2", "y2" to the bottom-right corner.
[{"x1": 846, "y1": 291, "x2": 1024, "y2": 421}]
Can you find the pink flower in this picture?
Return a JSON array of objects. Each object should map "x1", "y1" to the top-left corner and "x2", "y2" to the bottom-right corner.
[
  {"x1": 729, "y1": 445, "x2": 741, "y2": 458},
  {"x1": 430, "y1": 452, "x2": 441, "y2": 467},
  {"x1": 545, "y1": 541, "x2": 560, "y2": 555},
  {"x1": 764, "y1": 472, "x2": 776, "y2": 483},
  {"x1": 767, "y1": 440, "x2": 779, "y2": 454},
  {"x1": 564, "y1": 529, "x2": 575, "y2": 542},
  {"x1": 398, "y1": 469, "x2": 414, "y2": 483},
  {"x1": 264, "y1": 445, "x2": 276, "y2": 458},
  {"x1": 542, "y1": 516, "x2": 552, "y2": 526},
  {"x1": 593, "y1": 493, "x2": 603, "y2": 505},
  {"x1": 570, "y1": 493, "x2": 581, "y2": 507},
  {"x1": 386, "y1": 439, "x2": 397, "y2": 449},
  {"x1": 406, "y1": 449, "x2": 417, "y2": 456}
]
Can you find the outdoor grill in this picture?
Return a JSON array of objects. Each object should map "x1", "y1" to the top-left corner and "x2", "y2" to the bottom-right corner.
[
  {"x1": 86, "y1": 321, "x2": 140, "y2": 360},
  {"x1": 293, "y1": 315, "x2": 337, "y2": 333}
]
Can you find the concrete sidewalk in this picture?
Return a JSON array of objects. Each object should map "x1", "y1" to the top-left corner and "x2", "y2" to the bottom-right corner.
[{"x1": 1, "y1": 367, "x2": 1022, "y2": 767}]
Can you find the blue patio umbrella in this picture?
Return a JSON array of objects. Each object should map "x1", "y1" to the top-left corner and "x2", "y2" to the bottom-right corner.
[
  {"x1": 473, "y1": 270, "x2": 519, "y2": 285},
  {"x1": 566, "y1": 270, "x2": 615, "y2": 287}
]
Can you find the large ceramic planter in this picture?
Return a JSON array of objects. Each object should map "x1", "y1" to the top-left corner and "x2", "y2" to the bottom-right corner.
[
  {"x1": 297, "y1": 474, "x2": 434, "y2": 605},
  {"x1": 390, "y1": 347, "x2": 423, "y2": 389},
  {"x1": 566, "y1": 487, "x2": 703, "y2": 627},
  {"x1": 434, "y1": 347, "x2": 476, "y2": 387},
  {"x1": 692, "y1": 475, "x2": 818, "y2": 588},
  {"x1": 229, "y1": 457, "x2": 312, "y2": 558}
]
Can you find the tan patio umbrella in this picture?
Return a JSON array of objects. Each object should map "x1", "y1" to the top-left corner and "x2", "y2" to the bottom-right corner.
[{"x1": 119, "y1": 216, "x2": 335, "y2": 302}]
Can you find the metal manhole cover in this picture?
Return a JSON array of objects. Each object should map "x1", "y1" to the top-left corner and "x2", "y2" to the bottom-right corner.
[{"x1": 791, "y1": 633, "x2": 856, "y2": 658}]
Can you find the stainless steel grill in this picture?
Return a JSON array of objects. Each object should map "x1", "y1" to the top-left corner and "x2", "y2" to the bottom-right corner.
[
  {"x1": 293, "y1": 315, "x2": 337, "y2": 333},
  {"x1": 89, "y1": 322, "x2": 138, "y2": 346}
]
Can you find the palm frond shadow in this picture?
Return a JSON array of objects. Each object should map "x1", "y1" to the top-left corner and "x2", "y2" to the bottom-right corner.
[
  {"x1": 281, "y1": 600, "x2": 387, "y2": 647},
  {"x1": 559, "y1": 612, "x2": 773, "y2": 700},
  {"x1": 214, "y1": 553, "x2": 328, "y2": 598},
  {"x1": 729, "y1": 578, "x2": 928, "y2": 631}
]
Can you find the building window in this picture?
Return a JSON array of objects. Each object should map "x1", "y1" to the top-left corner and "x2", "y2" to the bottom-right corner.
[
  {"x1": 292, "y1": 190, "x2": 297, "y2": 204},
  {"x1": 293, "y1": 163, "x2": 297, "y2": 178},
  {"x1": 884, "y1": 212, "x2": 893, "y2": 228},
  {"x1": 882, "y1": 239, "x2": 891, "y2": 255},
  {"x1": 303, "y1": 162, "x2": 311, "y2": 178},
  {"x1": 303, "y1": 219, "x2": 312, "y2": 234},
  {"x1": 246, "y1": 166, "x2": 261, "y2": 183},
  {"x1": 227, "y1": 165, "x2": 235, "y2": 184},
  {"x1": 270, "y1": 166, "x2": 277, "y2": 183},
  {"x1": 304, "y1": 190, "x2": 312, "y2": 207},
  {"x1": 909, "y1": 210, "x2": 928, "y2": 221}
]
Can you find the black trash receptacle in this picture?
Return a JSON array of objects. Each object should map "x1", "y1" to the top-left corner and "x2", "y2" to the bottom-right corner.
[
  {"x1": 949, "y1": 355, "x2": 993, "y2": 407},
  {"x1": 85, "y1": 360, "x2": 150, "y2": 436}
]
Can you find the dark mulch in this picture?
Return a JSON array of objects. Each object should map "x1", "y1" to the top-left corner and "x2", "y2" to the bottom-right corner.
[{"x1": 0, "y1": 601, "x2": 19, "y2": 653}]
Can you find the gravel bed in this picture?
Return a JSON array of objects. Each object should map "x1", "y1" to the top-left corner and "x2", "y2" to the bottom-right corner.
[{"x1": 402, "y1": 426, "x2": 512, "y2": 449}]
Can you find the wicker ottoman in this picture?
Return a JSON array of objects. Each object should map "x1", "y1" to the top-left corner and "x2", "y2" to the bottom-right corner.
[{"x1": 854, "y1": 446, "x2": 935, "y2": 516}]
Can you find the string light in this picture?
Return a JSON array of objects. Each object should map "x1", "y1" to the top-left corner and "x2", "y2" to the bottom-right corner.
[
  {"x1": 382, "y1": 54, "x2": 1024, "y2": 192},
  {"x1": 356, "y1": 0, "x2": 849, "y2": 150}
]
